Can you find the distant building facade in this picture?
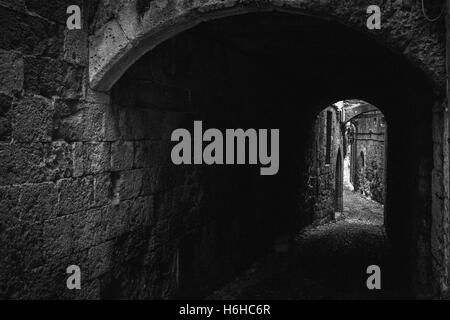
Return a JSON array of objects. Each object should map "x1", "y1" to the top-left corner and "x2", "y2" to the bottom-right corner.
[
  {"x1": 347, "y1": 110, "x2": 386, "y2": 204},
  {"x1": 303, "y1": 105, "x2": 344, "y2": 224},
  {"x1": 304, "y1": 101, "x2": 386, "y2": 227}
]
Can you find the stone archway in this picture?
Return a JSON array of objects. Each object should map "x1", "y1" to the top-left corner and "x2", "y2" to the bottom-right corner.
[
  {"x1": 88, "y1": 0, "x2": 445, "y2": 92},
  {"x1": 86, "y1": 0, "x2": 448, "y2": 299}
]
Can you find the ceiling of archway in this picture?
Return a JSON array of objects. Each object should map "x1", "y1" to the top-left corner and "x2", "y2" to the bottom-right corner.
[{"x1": 89, "y1": 0, "x2": 445, "y2": 93}]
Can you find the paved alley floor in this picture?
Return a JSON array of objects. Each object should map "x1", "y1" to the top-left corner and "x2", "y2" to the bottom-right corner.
[
  {"x1": 207, "y1": 189, "x2": 405, "y2": 300},
  {"x1": 341, "y1": 188, "x2": 384, "y2": 225}
]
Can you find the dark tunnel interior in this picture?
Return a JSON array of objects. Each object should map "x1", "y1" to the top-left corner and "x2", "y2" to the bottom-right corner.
[{"x1": 110, "y1": 12, "x2": 436, "y2": 298}]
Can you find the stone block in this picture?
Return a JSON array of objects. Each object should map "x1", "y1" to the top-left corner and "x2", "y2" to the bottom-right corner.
[
  {"x1": 72, "y1": 142, "x2": 84, "y2": 177},
  {"x1": 57, "y1": 103, "x2": 106, "y2": 142},
  {"x1": 117, "y1": 169, "x2": 143, "y2": 200},
  {"x1": 46, "y1": 141, "x2": 75, "y2": 180},
  {"x1": 104, "y1": 201, "x2": 131, "y2": 239},
  {"x1": 104, "y1": 104, "x2": 120, "y2": 141},
  {"x1": 24, "y1": 56, "x2": 83, "y2": 99},
  {"x1": 90, "y1": 0, "x2": 122, "y2": 32},
  {"x1": 18, "y1": 182, "x2": 57, "y2": 222},
  {"x1": 0, "y1": 142, "x2": 73, "y2": 186},
  {"x1": 0, "y1": 49, "x2": 23, "y2": 95},
  {"x1": 64, "y1": 29, "x2": 89, "y2": 66},
  {"x1": 54, "y1": 97, "x2": 86, "y2": 118},
  {"x1": 12, "y1": 95, "x2": 53, "y2": 142},
  {"x1": 25, "y1": 0, "x2": 83, "y2": 24},
  {"x1": 0, "y1": 142, "x2": 15, "y2": 186},
  {"x1": 87, "y1": 240, "x2": 114, "y2": 279},
  {"x1": 72, "y1": 208, "x2": 105, "y2": 251},
  {"x1": 0, "y1": 185, "x2": 20, "y2": 218},
  {"x1": 0, "y1": 221, "x2": 44, "y2": 278},
  {"x1": 55, "y1": 176, "x2": 94, "y2": 215},
  {"x1": 2, "y1": 7, "x2": 66, "y2": 57},
  {"x1": 89, "y1": 19, "x2": 131, "y2": 90},
  {"x1": 0, "y1": 6, "x2": 65, "y2": 57},
  {"x1": 43, "y1": 215, "x2": 75, "y2": 258},
  {"x1": 111, "y1": 140, "x2": 133, "y2": 171},
  {"x1": 93, "y1": 172, "x2": 112, "y2": 207},
  {"x1": 84, "y1": 142, "x2": 111, "y2": 174}
]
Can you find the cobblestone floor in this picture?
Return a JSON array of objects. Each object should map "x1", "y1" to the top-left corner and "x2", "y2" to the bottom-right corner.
[
  {"x1": 341, "y1": 188, "x2": 384, "y2": 225},
  {"x1": 207, "y1": 188, "x2": 405, "y2": 299}
]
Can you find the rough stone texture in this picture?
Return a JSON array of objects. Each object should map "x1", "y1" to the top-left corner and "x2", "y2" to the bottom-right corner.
[
  {"x1": 351, "y1": 110, "x2": 386, "y2": 204},
  {"x1": 63, "y1": 29, "x2": 89, "y2": 66},
  {"x1": 0, "y1": 0, "x2": 448, "y2": 300},
  {"x1": 18, "y1": 182, "x2": 58, "y2": 222},
  {"x1": 0, "y1": 0, "x2": 107, "y2": 300},
  {"x1": 303, "y1": 106, "x2": 344, "y2": 225},
  {"x1": 25, "y1": 0, "x2": 84, "y2": 24},
  {"x1": 24, "y1": 56, "x2": 83, "y2": 99},
  {"x1": 55, "y1": 177, "x2": 94, "y2": 215},
  {"x1": 110, "y1": 141, "x2": 133, "y2": 171},
  {"x1": 0, "y1": 93, "x2": 12, "y2": 141},
  {"x1": 55, "y1": 103, "x2": 107, "y2": 142},
  {"x1": 0, "y1": 142, "x2": 74, "y2": 186},
  {"x1": 0, "y1": 50, "x2": 23, "y2": 95},
  {"x1": 0, "y1": 6, "x2": 64, "y2": 58},
  {"x1": 89, "y1": 19, "x2": 131, "y2": 88},
  {"x1": 12, "y1": 95, "x2": 54, "y2": 143},
  {"x1": 89, "y1": 0, "x2": 446, "y2": 93}
]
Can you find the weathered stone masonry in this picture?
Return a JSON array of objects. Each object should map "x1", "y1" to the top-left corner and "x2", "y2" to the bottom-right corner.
[
  {"x1": 0, "y1": 0, "x2": 103, "y2": 299},
  {"x1": 351, "y1": 110, "x2": 386, "y2": 204},
  {"x1": 0, "y1": 0, "x2": 449, "y2": 299},
  {"x1": 302, "y1": 106, "x2": 344, "y2": 225},
  {"x1": 106, "y1": 31, "x2": 282, "y2": 298}
]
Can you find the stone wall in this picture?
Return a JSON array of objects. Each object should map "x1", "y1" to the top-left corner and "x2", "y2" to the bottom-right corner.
[
  {"x1": 0, "y1": 0, "x2": 105, "y2": 299},
  {"x1": 89, "y1": 0, "x2": 446, "y2": 92},
  {"x1": 302, "y1": 106, "x2": 343, "y2": 224},
  {"x1": 352, "y1": 111, "x2": 386, "y2": 204},
  {"x1": 0, "y1": 0, "x2": 448, "y2": 299},
  {"x1": 104, "y1": 30, "x2": 267, "y2": 299},
  {"x1": 0, "y1": 2, "x2": 315, "y2": 299}
]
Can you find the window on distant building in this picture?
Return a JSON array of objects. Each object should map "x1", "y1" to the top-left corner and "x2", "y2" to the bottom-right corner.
[{"x1": 360, "y1": 151, "x2": 365, "y2": 168}]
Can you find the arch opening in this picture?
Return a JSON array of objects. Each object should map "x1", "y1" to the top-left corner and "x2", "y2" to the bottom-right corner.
[{"x1": 103, "y1": 11, "x2": 436, "y2": 299}]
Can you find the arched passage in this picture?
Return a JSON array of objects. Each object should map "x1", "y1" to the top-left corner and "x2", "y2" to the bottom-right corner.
[
  {"x1": 88, "y1": 3, "x2": 447, "y2": 299},
  {"x1": 89, "y1": 0, "x2": 444, "y2": 92}
]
